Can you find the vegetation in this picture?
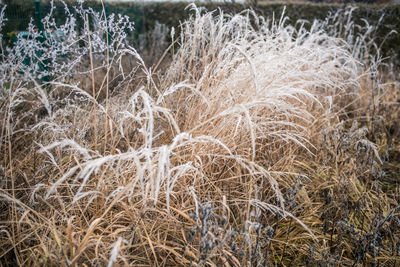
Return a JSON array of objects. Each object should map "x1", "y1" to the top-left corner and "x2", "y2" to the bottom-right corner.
[
  {"x1": 2, "y1": 1, "x2": 400, "y2": 68},
  {"x1": 0, "y1": 1, "x2": 399, "y2": 266}
]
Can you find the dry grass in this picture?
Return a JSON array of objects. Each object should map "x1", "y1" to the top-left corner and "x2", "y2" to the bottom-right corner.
[{"x1": 0, "y1": 4, "x2": 399, "y2": 267}]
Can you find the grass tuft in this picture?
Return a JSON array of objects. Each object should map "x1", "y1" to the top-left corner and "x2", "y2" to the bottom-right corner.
[{"x1": 0, "y1": 3, "x2": 399, "y2": 266}]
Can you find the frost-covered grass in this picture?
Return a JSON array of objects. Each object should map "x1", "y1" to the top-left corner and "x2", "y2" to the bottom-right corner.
[{"x1": 0, "y1": 2, "x2": 399, "y2": 266}]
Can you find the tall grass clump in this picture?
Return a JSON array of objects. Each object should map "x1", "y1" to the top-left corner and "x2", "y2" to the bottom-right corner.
[{"x1": 0, "y1": 2, "x2": 399, "y2": 266}]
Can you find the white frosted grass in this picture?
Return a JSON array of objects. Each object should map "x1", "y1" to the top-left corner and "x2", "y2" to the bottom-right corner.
[
  {"x1": 157, "y1": 81, "x2": 194, "y2": 104},
  {"x1": 35, "y1": 5, "x2": 373, "y2": 223},
  {"x1": 231, "y1": 44, "x2": 260, "y2": 95},
  {"x1": 107, "y1": 237, "x2": 127, "y2": 267},
  {"x1": 50, "y1": 82, "x2": 107, "y2": 114},
  {"x1": 189, "y1": 186, "x2": 200, "y2": 219},
  {"x1": 44, "y1": 103, "x2": 282, "y2": 208},
  {"x1": 0, "y1": 4, "x2": 390, "y2": 265},
  {"x1": 43, "y1": 129, "x2": 242, "y2": 207},
  {"x1": 39, "y1": 139, "x2": 93, "y2": 160},
  {"x1": 30, "y1": 183, "x2": 45, "y2": 205},
  {"x1": 0, "y1": 192, "x2": 27, "y2": 212}
]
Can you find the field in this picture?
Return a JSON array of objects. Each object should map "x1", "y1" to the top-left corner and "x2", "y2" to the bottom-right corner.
[{"x1": 0, "y1": 1, "x2": 399, "y2": 266}]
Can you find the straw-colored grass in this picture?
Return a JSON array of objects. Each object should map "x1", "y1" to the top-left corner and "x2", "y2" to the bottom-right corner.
[{"x1": 0, "y1": 4, "x2": 399, "y2": 267}]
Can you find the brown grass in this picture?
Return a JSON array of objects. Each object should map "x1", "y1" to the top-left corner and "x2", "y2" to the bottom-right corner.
[{"x1": 0, "y1": 5, "x2": 399, "y2": 267}]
